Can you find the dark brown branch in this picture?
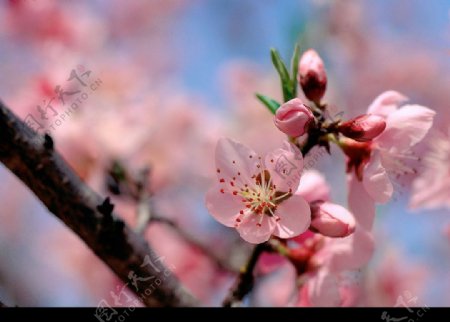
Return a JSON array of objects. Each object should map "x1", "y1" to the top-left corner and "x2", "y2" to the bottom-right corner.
[
  {"x1": 0, "y1": 100, "x2": 198, "y2": 307},
  {"x1": 222, "y1": 243, "x2": 268, "y2": 307},
  {"x1": 151, "y1": 216, "x2": 238, "y2": 273},
  {"x1": 0, "y1": 299, "x2": 7, "y2": 308}
]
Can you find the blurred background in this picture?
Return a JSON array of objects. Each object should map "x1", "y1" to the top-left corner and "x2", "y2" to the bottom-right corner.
[{"x1": 0, "y1": 0, "x2": 449, "y2": 306}]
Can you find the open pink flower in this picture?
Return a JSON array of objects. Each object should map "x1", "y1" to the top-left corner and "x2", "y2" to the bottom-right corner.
[
  {"x1": 205, "y1": 138, "x2": 311, "y2": 244},
  {"x1": 344, "y1": 91, "x2": 435, "y2": 205}
]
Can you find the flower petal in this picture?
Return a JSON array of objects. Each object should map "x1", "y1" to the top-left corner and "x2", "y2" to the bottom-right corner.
[
  {"x1": 265, "y1": 142, "x2": 303, "y2": 192},
  {"x1": 295, "y1": 170, "x2": 331, "y2": 203},
  {"x1": 348, "y1": 174, "x2": 376, "y2": 230},
  {"x1": 273, "y1": 195, "x2": 311, "y2": 239},
  {"x1": 375, "y1": 104, "x2": 435, "y2": 152},
  {"x1": 362, "y1": 151, "x2": 393, "y2": 204},
  {"x1": 215, "y1": 138, "x2": 258, "y2": 189},
  {"x1": 326, "y1": 226, "x2": 375, "y2": 272},
  {"x1": 410, "y1": 178, "x2": 450, "y2": 210},
  {"x1": 205, "y1": 185, "x2": 243, "y2": 227},
  {"x1": 307, "y1": 269, "x2": 341, "y2": 307},
  {"x1": 237, "y1": 215, "x2": 275, "y2": 244},
  {"x1": 367, "y1": 90, "x2": 408, "y2": 118}
]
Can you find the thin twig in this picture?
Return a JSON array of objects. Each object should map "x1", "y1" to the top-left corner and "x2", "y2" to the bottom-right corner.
[
  {"x1": 0, "y1": 100, "x2": 198, "y2": 307},
  {"x1": 106, "y1": 162, "x2": 238, "y2": 272},
  {"x1": 222, "y1": 243, "x2": 268, "y2": 307},
  {"x1": 151, "y1": 216, "x2": 238, "y2": 273},
  {"x1": 134, "y1": 167, "x2": 152, "y2": 234}
]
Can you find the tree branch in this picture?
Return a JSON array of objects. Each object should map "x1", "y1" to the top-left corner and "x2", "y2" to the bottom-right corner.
[
  {"x1": 0, "y1": 299, "x2": 7, "y2": 308},
  {"x1": 0, "y1": 100, "x2": 199, "y2": 307},
  {"x1": 222, "y1": 243, "x2": 268, "y2": 307},
  {"x1": 151, "y1": 216, "x2": 238, "y2": 273}
]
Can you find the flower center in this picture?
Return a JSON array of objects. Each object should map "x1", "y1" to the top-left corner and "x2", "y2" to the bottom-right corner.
[
  {"x1": 239, "y1": 170, "x2": 292, "y2": 216},
  {"x1": 235, "y1": 169, "x2": 292, "y2": 228},
  {"x1": 217, "y1": 156, "x2": 292, "y2": 228}
]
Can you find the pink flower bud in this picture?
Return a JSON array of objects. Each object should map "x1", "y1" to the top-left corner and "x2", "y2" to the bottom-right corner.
[
  {"x1": 274, "y1": 98, "x2": 314, "y2": 137},
  {"x1": 338, "y1": 114, "x2": 386, "y2": 142},
  {"x1": 298, "y1": 49, "x2": 327, "y2": 103},
  {"x1": 310, "y1": 201, "x2": 356, "y2": 238}
]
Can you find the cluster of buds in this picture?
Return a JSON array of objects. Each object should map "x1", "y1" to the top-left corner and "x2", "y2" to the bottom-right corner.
[
  {"x1": 272, "y1": 48, "x2": 328, "y2": 138},
  {"x1": 268, "y1": 47, "x2": 385, "y2": 240},
  {"x1": 270, "y1": 47, "x2": 387, "y2": 145}
]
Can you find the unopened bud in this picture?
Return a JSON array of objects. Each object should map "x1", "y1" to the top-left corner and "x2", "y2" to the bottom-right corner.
[
  {"x1": 310, "y1": 201, "x2": 355, "y2": 238},
  {"x1": 298, "y1": 49, "x2": 327, "y2": 104},
  {"x1": 274, "y1": 98, "x2": 314, "y2": 137},
  {"x1": 338, "y1": 114, "x2": 386, "y2": 142}
]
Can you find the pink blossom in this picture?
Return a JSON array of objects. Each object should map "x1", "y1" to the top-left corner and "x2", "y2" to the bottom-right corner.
[
  {"x1": 274, "y1": 98, "x2": 314, "y2": 138},
  {"x1": 205, "y1": 138, "x2": 311, "y2": 244},
  {"x1": 338, "y1": 114, "x2": 386, "y2": 142},
  {"x1": 365, "y1": 250, "x2": 428, "y2": 306},
  {"x1": 299, "y1": 271, "x2": 362, "y2": 307},
  {"x1": 344, "y1": 91, "x2": 435, "y2": 205},
  {"x1": 292, "y1": 172, "x2": 374, "y2": 306},
  {"x1": 251, "y1": 172, "x2": 372, "y2": 307},
  {"x1": 310, "y1": 201, "x2": 356, "y2": 238},
  {"x1": 298, "y1": 49, "x2": 327, "y2": 103}
]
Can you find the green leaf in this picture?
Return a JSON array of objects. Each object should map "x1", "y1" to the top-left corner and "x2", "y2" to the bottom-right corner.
[
  {"x1": 270, "y1": 48, "x2": 290, "y2": 83},
  {"x1": 290, "y1": 43, "x2": 300, "y2": 99},
  {"x1": 255, "y1": 93, "x2": 281, "y2": 114},
  {"x1": 270, "y1": 48, "x2": 292, "y2": 102}
]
